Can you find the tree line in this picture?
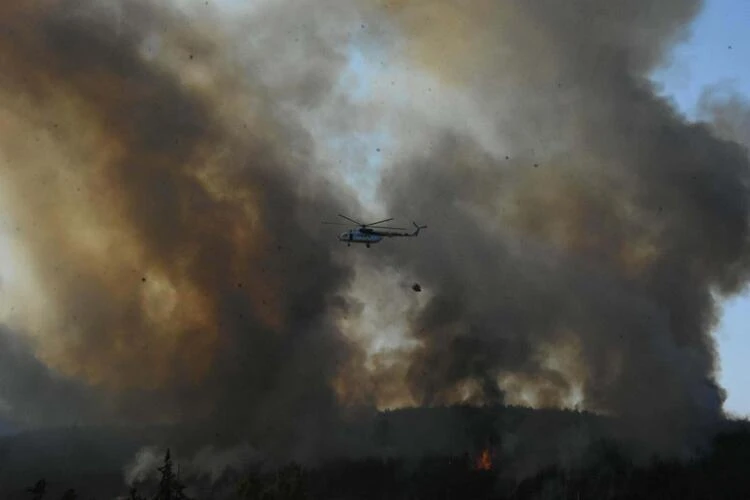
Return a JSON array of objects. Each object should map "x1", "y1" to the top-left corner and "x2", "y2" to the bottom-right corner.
[{"x1": 22, "y1": 422, "x2": 750, "y2": 499}]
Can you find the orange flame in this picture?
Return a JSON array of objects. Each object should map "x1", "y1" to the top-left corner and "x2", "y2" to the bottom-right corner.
[{"x1": 475, "y1": 448, "x2": 492, "y2": 471}]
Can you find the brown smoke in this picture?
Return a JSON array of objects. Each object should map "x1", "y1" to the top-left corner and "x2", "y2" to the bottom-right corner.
[
  {"x1": 0, "y1": 0, "x2": 364, "y2": 458},
  {"x1": 0, "y1": 0, "x2": 748, "y2": 471},
  {"x1": 363, "y1": 0, "x2": 750, "y2": 458}
]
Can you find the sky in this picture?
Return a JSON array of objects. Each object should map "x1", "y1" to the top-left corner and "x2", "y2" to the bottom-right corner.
[{"x1": 651, "y1": 0, "x2": 750, "y2": 417}]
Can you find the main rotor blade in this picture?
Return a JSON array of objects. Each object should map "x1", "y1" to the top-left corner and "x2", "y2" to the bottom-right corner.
[
  {"x1": 370, "y1": 226, "x2": 406, "y2": 230},
  {"x1": 364, "y1": 217, "x2": 394, "y2": 227},
  {"x1": 338, "y1": 214, "x2": 363, "y2": 226}
]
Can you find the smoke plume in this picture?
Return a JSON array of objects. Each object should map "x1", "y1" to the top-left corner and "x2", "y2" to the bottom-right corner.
[
  {"x1": 0, "y1": 0, "x2": 366, "y2": 460},
  {"x1": 364, "y1": 0, "x2": 750, "y2": 457},
  {"x1": 699, "y1": 85, "x2": 750, "y2": 149},
  {"x1": 0, "y1": 0, "x2": 748, "y2": 483}
]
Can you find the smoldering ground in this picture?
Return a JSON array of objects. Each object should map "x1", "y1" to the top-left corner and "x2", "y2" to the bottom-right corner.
[{"x1": 0, "y1": 0, "x2": 749, "y2": 495}]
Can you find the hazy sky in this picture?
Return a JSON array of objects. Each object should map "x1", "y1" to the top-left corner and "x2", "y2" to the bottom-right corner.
[{"x1": 651, "y1": 0, "x2": 750, "y2": 417}]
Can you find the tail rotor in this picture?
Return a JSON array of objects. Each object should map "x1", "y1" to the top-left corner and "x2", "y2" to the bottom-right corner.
[{"x1": 412, "y1": 222, "x2": 427, "y2": 236}]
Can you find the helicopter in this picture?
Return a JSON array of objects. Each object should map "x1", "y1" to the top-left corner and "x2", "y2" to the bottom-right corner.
[{"x1": 323, "y1": 214, "x2": 427, "y2": 247}]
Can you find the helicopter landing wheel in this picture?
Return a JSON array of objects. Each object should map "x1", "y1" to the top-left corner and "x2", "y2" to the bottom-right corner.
[{"x1": 366, "y1": 243, "x2": 370, "y2": 248}]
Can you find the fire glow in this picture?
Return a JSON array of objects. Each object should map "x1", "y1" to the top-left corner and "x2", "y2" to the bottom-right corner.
[{"x1": 475, "y1": 448, "x2": 492, "y2": 471}]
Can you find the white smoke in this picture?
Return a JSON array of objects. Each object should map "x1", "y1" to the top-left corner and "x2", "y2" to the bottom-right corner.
[
  {"x1": 124, "y1": 446, "x2": 162, "y2": 486},
  {"x1": 124, "y1": 443, "x2": 261, "y2": 486}
]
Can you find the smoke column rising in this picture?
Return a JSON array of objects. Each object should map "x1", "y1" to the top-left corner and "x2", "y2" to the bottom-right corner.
[
  {"x1": 362, "y1": 0, "x2": 750, "y2": 458},
  {"x1": 0, "y1": 0, "x2": 368, "y2": 461},
  {"x1": 0, "y1": 0, "x2": 747, "y2": 477}
]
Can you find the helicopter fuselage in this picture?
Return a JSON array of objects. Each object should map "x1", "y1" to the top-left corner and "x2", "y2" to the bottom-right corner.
[
  {"x1": 339, "y1": 229, "x2": 383, "y2": 245},
  {"x1": 326, "y1": 215, "x2": 426, "y2": 247}
]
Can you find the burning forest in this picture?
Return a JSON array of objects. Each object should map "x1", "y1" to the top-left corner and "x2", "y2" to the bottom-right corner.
[{"x1": 0, "y1": 0, "x2": 749, "y2": 498}]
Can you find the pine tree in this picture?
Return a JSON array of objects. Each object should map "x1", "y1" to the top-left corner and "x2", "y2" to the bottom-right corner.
[
  {"x1": 154, "y1": 448, "x2": 190, "y2": 500},
  {"x1": 156, "y1": 449, "x2": 175, "y2": 500}
]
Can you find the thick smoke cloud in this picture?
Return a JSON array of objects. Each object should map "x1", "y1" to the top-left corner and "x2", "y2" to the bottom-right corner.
[
  {"x1": 0, "y1": 0, "x2": 748, "y2": 482},
  {"x1": 0, "y1": 326, "x2": 101, "y2": 428},
  {"x1": 362, "y1": 0, "x2": 750, "y2": 457},
  {"x1": 699, "y1": 86, "x2": 750, "y2": 149},
  {"x1": 0, "y1": 0, "x2": 366, "y2": 460}
]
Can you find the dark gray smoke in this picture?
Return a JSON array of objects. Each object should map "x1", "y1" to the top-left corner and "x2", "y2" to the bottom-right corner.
[
  {"x1": 367, "y1": 0, "x2": 750, "y2": 459},
  {"x1": 699, "y1": 85, "x2": 750, "y2": 149},
  {"x1": 0, "y1": 0, "x2": 748, "y2": 492},
  {"x1": 0, "y1": 326, "x2": 101, "y2": 428}
]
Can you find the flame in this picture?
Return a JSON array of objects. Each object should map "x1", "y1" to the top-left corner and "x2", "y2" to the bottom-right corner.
[{"x1": 475, "y1": 448, "x2": 492, "y2": 471}]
